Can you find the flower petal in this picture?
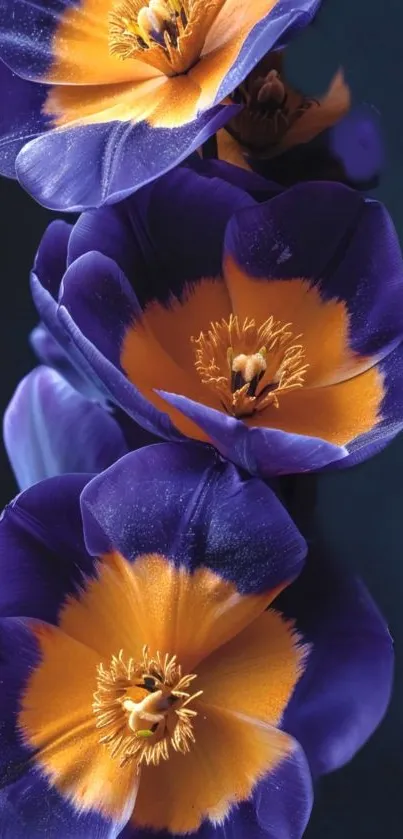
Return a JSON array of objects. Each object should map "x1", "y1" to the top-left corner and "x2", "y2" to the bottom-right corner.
[
  {"x1": 69, "y1": 163, "x2": 255, "y2": 298},
  {"x1": 0, "y1": 475, "x2": 97, "y2": 622},
  {"x1": 202, "y1": 0, "x2": 321, "y2": 107},
  {"x1": 58, "y1": 250, "x2": 182, "y2": 440},
  {"x1": 30, "y1": 323, "x2": 99, "y2": 397},
  {"x1": 0, "y1": 0, "x2": 155, "y2": 85},
  {"x1": 0, "y1": 773, "x2": 118, "y2": 839},
  {"x1": 0, "y1": 59, "x2": 50, "y2": 177},
  {"x1": 16, "y1": 104, "x2": 237, "y2": 211},
  {"x1": 18, "y1": 620, "x2": 139, "y2": 828},
  {"x1": 81, "y1": 443, "x2": 307, "y2": 591},
  {"x1": 157, "y1": 390, "x2": 347, "y2": 476},
  {"x1": 188, "y1": 153, "x2": 283, "y2": 200},
  {"x1": 254, "y1": 746, "x2": 313, "y2": 839},
  {"x1": 30, "y1": 220, "x2": 111, "y2": 402},
  {"x1": 280, "y1": 549, "x2": 394, "y2": 776},
  {"x1": 132, "y1": 707, "x2": 294, "y2": 833},
  {"x1": 3, "y1": 367, "x2": 129, "y2": 489},
  {"x1": 0, "y1": 617, "x2": 125, "y2": 838},
  {"x1": 329, "y1": 105, "x2": 384, "y2": 184},
  {"x1": 120, "y1": 742, "x2": 313, "y2": 839},
  {"x1": 33, "y1": 218, "x2": 71, "y2": 299},
  {"x1": 224, "y1": 181, "x2": 403, "y2": 357},
  {"x1": 197, "y1": 607, "x2": 306, "y2": 723}
]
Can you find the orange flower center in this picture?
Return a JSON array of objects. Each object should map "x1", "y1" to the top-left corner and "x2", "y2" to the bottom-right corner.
[
  {"x1": 192, "y1": 314, "x2": 308, "y2": 418},
  {"x1": 109, "y1": 0, "x2": 226, "y2": 75},
  {"x1": 93, "y1": 646, "x2": 202, "y2": 768}
]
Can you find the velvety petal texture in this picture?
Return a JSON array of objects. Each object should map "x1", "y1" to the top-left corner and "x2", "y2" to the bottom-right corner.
[
  {"x1": 3, "y1": 366, "x2": 129, "y2": 489},
  {"x1": 32, "y1": 162, "x2": 403, "y2": 478},
  {"x1": 279, "y1": 549, "x2": 394, "y2": 778},
  {"x1": 0, "y1": 442, "x2": 393, "y2": 839},
  {"x1": 0, "y1": 0, "x2": 321, "y2": 209}
]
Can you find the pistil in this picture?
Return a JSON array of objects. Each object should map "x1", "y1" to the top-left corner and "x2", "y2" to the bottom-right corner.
[
  {"x1": 93, "y1": 647, "x2": 202, "y2": 768},
  {"x1": 109, "y1": 0, "x2": 226, "y2": 75},
  {"x1": 192, "y1": 314, "x2": 308, "y2": 418}
]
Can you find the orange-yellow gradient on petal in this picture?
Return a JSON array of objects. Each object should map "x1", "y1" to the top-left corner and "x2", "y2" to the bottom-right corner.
[
  {"x1": 45, "y1": 0, "x2": 281, "y2": 129},
  {"x1": 18, "y1": 552, "x2": 303, "y2": 830},
  {"x1": 18, "y1": 622, "x2": 140, "y2": 821},
  {"x1": 121, "y1": 267, "x2": 384, "y2": 446},
  {"x1": 133, "y1": 711, "x2": 295, "y2": 832},
  {"x1": 121, "y1": 278, "x2": 231, "y2": 440},
  {"x1": 224, "y1": 257, "x2": 385, "y2": 443},
  {"x1": 47, "y1": 0, "x2": 157, "y2": 84}
]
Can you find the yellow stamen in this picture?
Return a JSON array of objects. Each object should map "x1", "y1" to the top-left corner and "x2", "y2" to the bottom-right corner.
[
  {"x1": 93, "y1": 646, "x2": 202, "y2": 769},
  {"x1": 108, "y1": 0, "x2": 226, "y2": 75},
  {"x1": 192, "y1": 314, "x2": 309, "y2": 418}
]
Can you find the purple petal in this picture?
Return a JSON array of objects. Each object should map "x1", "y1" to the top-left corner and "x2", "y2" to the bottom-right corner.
[
  {"x1": 281, "y1": 551, "x2": 394, "y2": 776},
  {"x1": 0, "y1": 617, "x2": 39, "y2": 786},
  {"x1": 0, "y1": 0, "x2": 76, "y2": 80},
  {"x1": 31, "y1": 270, "x2": 111, "y2": 405},
  {"x1": 0, "y1": 617, "x2": 119, "y2": 836},
  {"x1": 254, "y1": 745, "x2": 313, "y2": 839},
  {"x1": 186, "y1": 155, "x2": 283, "y2": 201},
  {"x1": 225, "y1": 182, "x2": 403, "y2": 357},
  {"x1": 0, "y1": 474, "x2": 97, "y2": 622},
  {"x1": 81, "y1": 443, "x2": 307, "y2": 594},
  {"x1": 121, "y1": 742, "x2": 312, "y2": 839},
  {"x1": 30, "y1": 323, "x2": 99, "y2": 397},
  {"x1": 0, "y1": 59, "x2": 50, "y2": 178},
  {"x1": 0, "y1": 769, "x2": 118, "y2": 839},
  {"x1": 3, "y1": 367, "x2": 129, "y2": 489},
  {"x1": 57, "y1": 256, "x2": 181, "y2": 440},
  {"x1": 329, "y1": 105, "x2": 384, "y2": 184},
  {"x1": 212, "y1": 0, "x2": 321, "y2": 105},
  {"x1": 157, "y1": 391, "x2": 347, "y2": 476},
  {"x1": 16, "y1": 107, "x2": 238, "y2": 212},
  {"x1": 329, "y1": 340, "x2": 403, "y2": 471},
  {"x1": 68, "y1": 163, "x2": 256, "y2": 302},
  {"x1": 33, "y1": 218, "x2": 71, "y2": 299}
]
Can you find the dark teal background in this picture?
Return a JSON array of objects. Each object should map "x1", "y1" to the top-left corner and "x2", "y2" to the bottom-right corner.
[{"x1": 0, "y1": 0, "x2": 402, "y2": 834}]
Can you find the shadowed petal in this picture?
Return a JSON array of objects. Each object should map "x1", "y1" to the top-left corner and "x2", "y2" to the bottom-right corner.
[
  {"x1": 3, "y1": 367, "x2": 129, "y2": 489},
  {"x1": 0, "y1": 475, "x2": 98, "y2": 622},
  {"x1": 280, "y1": 550, "x2": 394, "y2": 776}
]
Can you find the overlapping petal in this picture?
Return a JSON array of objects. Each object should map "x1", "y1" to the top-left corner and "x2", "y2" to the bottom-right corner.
[
  {"x1": 81, "y1": 442, "x2": 306, "y2": 591},
  {"x1": 0, "y1": 0, "x2": 321, "y2": 208},
  {"x1": 0, "y1": 442, "x2": 311, "y2": 837},
  {"x1": 3, "y1": 366, "x2": 129, "y2": 489},
  {"x1": 0, "y1": 441, "x2": 394, "y2": 838},
  {"x1": 31, "y1": 163, "x2": 403, "y2": 477},
  {"x1": 280, "y1": 549, "x2": 393, "y2": 777},
  {"x1": 210, "y1": 48, "x2": 383, "y2": 190},
  {"x1": 0, "y1": 618, "x2": 123, "y2": 839},
  {"x1": 0, "y1": 474, "x2": 97, "y2": 622}
]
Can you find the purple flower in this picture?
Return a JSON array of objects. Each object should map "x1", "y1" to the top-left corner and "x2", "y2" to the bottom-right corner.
[
  {"x1": 0, "y1": 0, "x2": 320, "y2": 211},
  {"x1": 0, "y1": 442, "x2": 393, "y2": 838},
  {"x1": 32, "y1": 161, "x2": 403, "y2": 477}
]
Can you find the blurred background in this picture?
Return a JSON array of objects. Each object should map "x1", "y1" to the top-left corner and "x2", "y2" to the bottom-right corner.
[{"x1": 0, "y1": 0, "x2": 402, "y2": 835}]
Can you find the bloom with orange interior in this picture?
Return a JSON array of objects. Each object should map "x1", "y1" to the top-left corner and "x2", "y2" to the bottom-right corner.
[
  {"x1": 0, "y1": 442, "x2": 393, "y2": 838},
  {"x1": 206, "y1": 49, "x2": 383, "y2": 190},
  {"x1": 33, "y1": 162, "x2": 403, "y2": 477},
  {"x1": 0, "y1": 0, "x2": 320, "y2": 211}
]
